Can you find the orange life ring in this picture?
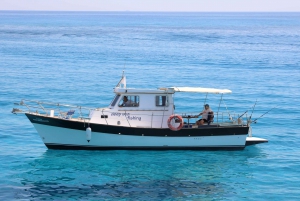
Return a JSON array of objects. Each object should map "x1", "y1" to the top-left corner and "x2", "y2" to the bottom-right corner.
[{"x1": 167, "y1": 114, "x2": 183, "y2": 131}]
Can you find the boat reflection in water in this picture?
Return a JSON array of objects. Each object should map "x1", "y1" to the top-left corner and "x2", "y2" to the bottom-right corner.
[{"x1": 6, "y1": 149, "x2": 265, "y2": 200}]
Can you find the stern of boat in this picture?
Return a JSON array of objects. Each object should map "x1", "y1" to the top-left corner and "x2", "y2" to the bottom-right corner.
[{"x1": 246, "y1": 137, "x2": 268, "y2": 146}]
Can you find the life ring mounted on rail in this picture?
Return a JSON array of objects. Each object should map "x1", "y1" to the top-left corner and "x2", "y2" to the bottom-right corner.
[{"x1": 167, "y1": 114, "x2": 184, "y2": 131}]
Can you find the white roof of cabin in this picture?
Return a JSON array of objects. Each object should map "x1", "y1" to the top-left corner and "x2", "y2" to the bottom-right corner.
[
  {"x1": 114, "y1": 87, "x2": 175, "y2": 94},
  {"x1": 164, "y1": 87, "x2": 232, "y2": 94},
  {"x1": 114, "y1": 87, "x2": 231, "y2": 94}
]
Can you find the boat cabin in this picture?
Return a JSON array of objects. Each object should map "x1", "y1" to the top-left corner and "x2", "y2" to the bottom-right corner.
[
  {"x1": 89, "y1": 77, "x2": 233, "y2": 130},
  {"x1": 90, "y1": 87, "x2": 176, "y2": 128}
]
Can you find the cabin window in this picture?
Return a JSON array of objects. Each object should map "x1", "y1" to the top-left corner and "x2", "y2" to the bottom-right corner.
[
  {"x1": 156, "y1": 96, "x2": 168, "y2": 107},
  {"x1": 119, "y1": 95, "x2": 139, "y2": 107},
  {"x1": 110, "y1": 95, "x2": 120, "y2": 107}
]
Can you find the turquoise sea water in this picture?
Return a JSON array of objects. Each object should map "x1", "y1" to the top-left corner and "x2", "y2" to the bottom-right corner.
[{"x1": 0, "y1": 11, "x2": 300, "y2": 200}]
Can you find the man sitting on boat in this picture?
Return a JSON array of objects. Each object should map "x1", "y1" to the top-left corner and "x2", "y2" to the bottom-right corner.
[
  {"x1": 119, "y1": 96, "x2": 133, "y2": 107},
  {"x1": 196, "y1": 104, "x2": 214, "y2": 125}
]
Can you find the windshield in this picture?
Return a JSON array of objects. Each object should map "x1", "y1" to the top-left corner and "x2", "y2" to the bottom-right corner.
[{"x1": 110, "y1": 95, "x2": 120, "y2": 107}]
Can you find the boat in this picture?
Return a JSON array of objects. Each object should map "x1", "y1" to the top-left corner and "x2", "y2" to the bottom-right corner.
[{"x1": 12, "y1": 75, "x2": 268, "y2": 150}]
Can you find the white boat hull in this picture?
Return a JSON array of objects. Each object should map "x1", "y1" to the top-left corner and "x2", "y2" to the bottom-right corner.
[{"x1": 33, "y1": 123, "x2": 248, "y2": 150}]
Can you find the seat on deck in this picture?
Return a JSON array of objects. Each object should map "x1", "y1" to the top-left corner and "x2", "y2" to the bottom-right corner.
[
  {"x1": 207, "y1": 112, "x2": 214, "y2": 125},
  {"x1": 60, "y1": 110, "x2": 75, "y2": 119}
]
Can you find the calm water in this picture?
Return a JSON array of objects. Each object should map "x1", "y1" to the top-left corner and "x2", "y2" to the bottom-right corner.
[{"x1": 0, "y1": 11, "x2": 300, "y2": 200}]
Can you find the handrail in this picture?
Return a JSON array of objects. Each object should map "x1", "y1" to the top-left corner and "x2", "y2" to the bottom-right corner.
[
  {"x1": 13, "y1": 99, "x2": 97, "y2": 120},
  {"x1": 20, "y1": 99, "x2": 95, "y2": 110},
  {"x1": 180, "y1": 112, "x2": 247, "y2": 125}
]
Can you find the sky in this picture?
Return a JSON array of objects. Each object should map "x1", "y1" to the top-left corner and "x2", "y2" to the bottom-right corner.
[{"x1": 1, "y1": 0, "x2": 300, "y2": 12}]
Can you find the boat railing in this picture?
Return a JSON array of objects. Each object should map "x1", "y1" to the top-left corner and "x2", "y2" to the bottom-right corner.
[
  {"x1": 180, "y1": 111, "x2": 248, "y2": 125},
  {"x1": 12, "y1": 99, "x2": 248, "y2": 126},
  {"x1": 12, "y1": 99, "x2": 97, "y2": 121},
  {"x1": 98, "y1": 110, "x2": 247, "y2": 126}
]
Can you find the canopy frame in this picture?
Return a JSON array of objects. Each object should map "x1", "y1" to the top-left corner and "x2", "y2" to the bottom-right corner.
[{"x1": 164, "y1": 87, "x2": 232, "y2": 94}]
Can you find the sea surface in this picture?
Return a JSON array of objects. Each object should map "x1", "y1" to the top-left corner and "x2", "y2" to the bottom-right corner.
[{"x1": 0, "y1": 11, "x2": 300, "y2": 200}]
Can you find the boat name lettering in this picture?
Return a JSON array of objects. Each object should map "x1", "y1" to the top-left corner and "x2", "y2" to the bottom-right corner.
[
  {"x1": 32, "y1": 118, "x2": 49, "y2": 123},
  {"x1": 127, "y1": 116, "x2": 141, "y2": 121},
  {"x1": 111, "y1": 112, "x2": 131, "y2": 117}
]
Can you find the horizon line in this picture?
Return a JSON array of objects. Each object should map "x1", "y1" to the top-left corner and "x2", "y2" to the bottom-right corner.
[{"x1": 1, "y1": 10, "x2": 300, "y2": 13}]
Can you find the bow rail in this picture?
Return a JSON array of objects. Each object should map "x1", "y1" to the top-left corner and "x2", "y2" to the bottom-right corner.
[{"x1": 12, "y1": 99, "x2": 97, "y2": 120}]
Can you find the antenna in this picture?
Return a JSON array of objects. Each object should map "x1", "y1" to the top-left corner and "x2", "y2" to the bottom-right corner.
[
  {"x1": 116, "y1": 71, "x2": 126, "y2": 88},
  {"x1": 123, "y1": 60, "x2": 126, "y2": 74}
]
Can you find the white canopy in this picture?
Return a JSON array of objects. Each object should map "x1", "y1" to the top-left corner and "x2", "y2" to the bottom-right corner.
[{"x1": 169, "y1": 87, "x2": 232, "y2": 94}]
